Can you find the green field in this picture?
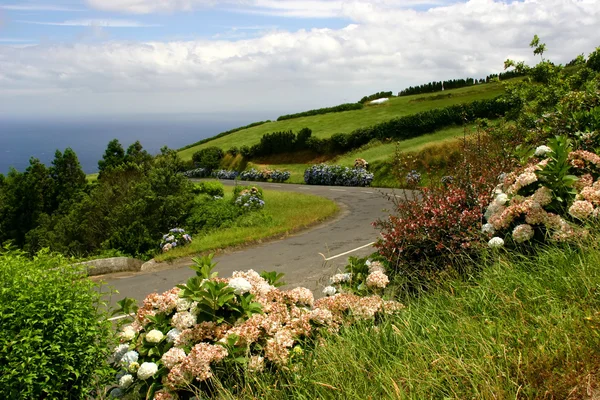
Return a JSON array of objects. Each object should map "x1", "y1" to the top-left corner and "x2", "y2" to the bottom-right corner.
[
  {"x1": 178, "y1": 82, "x2": 505, "y2": 161},
  {"x1": 249, "y1": 124, "x2": 472, "y2": 184}
]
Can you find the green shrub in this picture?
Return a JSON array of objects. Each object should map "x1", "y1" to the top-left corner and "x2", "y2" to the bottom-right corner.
[
  {"x1": 276, "y1": 103, "x2": 363, "y2": 121},
  {"x1": 192, "y1": 181, "x2": 225, "y2": 197},
  {"x1": 192, "y1": 146, "x2": 224, "y2": 171},
  {"x1": 587, "y1": 46, "x2": 600, "y2": 72},
  {"x1": 0, "y1": 250, "x2": 115, "y2": 399},
  {"x1": 186, "y1": 196, "x2": 241, "y2": 232}
]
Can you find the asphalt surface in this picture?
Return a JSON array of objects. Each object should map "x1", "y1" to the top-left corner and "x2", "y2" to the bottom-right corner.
[{"x1": 99, "y1": 181, "x2": 406, "y2": 308}]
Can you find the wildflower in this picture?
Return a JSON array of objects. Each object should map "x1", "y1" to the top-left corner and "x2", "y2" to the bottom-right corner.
[
  {"x1": 137, "y1": 362, "x2": 158, "y2": 380},
  {"x1": 512, "y1": 224, "x2": 534, "y2": 243},
  {"x1": 569, "y1": 200, "x2": 594, "y2": 220},
  {"x1": 534, "y1": 145, "x2": 552, "y2": 157},
  {"x1": 322, "y1": 286, "x2": 337, "y2": 296},
  {"x1": 146, "y1": 329, "x2": 164, "y2": 344},
  {"x1": 488, "y1": 237, "x2": 504, "y2": 248},
  {"x1": 228, "y1": 277, "x2": 253, "y2": 295},
  {"x1": 118, "y1": 374, "x2": 134, "y2": 389}
]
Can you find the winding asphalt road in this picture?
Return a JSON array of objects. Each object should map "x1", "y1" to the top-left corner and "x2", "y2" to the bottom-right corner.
[{"x1": 100, "y1": 181, "x2": 406, "y2": 308}]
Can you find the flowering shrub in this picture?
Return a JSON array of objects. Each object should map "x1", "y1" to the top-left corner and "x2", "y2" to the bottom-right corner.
[
  {"x1": 322, "y1": 256, "x2": 391, "y2": 297},
  {"x1": 110, "y1": 255, "x2": 404, "y2": 399},
  {"x1": 304, "y1": 164, "x2": 374, "y2": 187},
  {"x1": 235, "y1": 187, "x2": 265, "y2": 211},
  {"x1": 160, "y1": 228, "x2": 192, "y2": 253},
  {"x1": 354, "y1": 158, "x2": 369, "y2": 170},
  {"x1": 374, "y1": 180, "x2": 488, "y2": 280},
  {"x1": 211, "y1": 170, "x2": 239, "y2": 180},
  {"x1": 483, "y1": 136, "x2": 598, "y2": 246},
  {"x1": 183, "y1": 168, "x2": 210, "y2": 178},
  {"x1": 240, "y1": 168, "x2": 291, "y2": 183}
]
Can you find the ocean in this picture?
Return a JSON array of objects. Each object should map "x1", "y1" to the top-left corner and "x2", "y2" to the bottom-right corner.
[{"x1": 0, "y1": 115, "x2": 253, "y2": 174}]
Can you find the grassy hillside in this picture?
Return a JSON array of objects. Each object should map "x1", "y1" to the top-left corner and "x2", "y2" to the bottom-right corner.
[{"x1": 178, "y1": 82, "x2": 505, "y2": 161}]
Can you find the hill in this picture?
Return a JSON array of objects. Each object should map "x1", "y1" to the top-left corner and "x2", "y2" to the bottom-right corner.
[{"x1": 178, "y1": 81, "x2": 506, "y2": 161}]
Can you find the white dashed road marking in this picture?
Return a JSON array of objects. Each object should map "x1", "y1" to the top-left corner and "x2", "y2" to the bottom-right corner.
[{"x1": 321, "y1": 242, "x2": 376, "y2": 261}]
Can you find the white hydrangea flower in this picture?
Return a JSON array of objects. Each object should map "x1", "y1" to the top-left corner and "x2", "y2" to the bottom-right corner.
[
  {"x1": 166, "y1": 328, "x2": 181, "y2": 343},
  {"x1": 534, "y1": 145, "x2": 552, "y2": 157},
  {"x1": 176, "y1": 298, "x2": 192, "y2": 312},
  {"x1": 322, "y1": 286, "x2": 337, "y2": 296},
  {"x1": 119, "y1": 374, "x2": 134, "y2": 389},
  {"x1": 512, "y1": 224, "x2": 534, "y2": 243},
  {"x1": 119, "y1": 325, "x2": 136, "y2": 341},
  {"x1": 137, "y1": 362, "x2": 158, "y2": 380},
  {"x1": 120, "y1": 351, "x2": 139, "y2": 368},
  {"x1": 481, "y1": 223, "x2": 495, "y2": 235},
  {"x1": 145, "y1": 329, "x2": 164, "y2": 344},
  {"x1": 494, "y1": 193, "x2": 509, "y2": 206},
  {"x1": 228, "y1": 277, "x2": 252, "y2": 295},
  {"x1": 330, "y1": 273, "x2": 352, "y2": 284},
  {"x1": 488, "y1": 237, "x2": 505, "y2": 248},
  {"x1": 171, "y1": 311, "x2": 197, "y2": 331}
]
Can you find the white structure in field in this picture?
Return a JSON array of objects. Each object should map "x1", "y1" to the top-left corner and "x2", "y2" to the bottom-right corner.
[{"x1": 369, "y1": 98, "x2": 389, "y2": 105}]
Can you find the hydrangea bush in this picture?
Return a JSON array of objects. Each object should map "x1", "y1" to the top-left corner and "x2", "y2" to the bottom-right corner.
[
  {"x1": 483, "y1": 135, "x2": 599, "y2": 246},
  {"x1": 110, "y1": 255, "x2": 403, "y2": 399},
  {"x1": 322, "y1": 256, "x2": 391, "y2": 298},
  {"x1": 234, "y1": 186, "x2": 265, "y2": 211},
  {"x1": 211, "y1": 170, "x2": 239, "y2": 180},
  {"x1": 304, "y1": 164, "x2": 374, "y2": 187},
  {"x1": 160, "y1": 228, "x2": 192, "y2": 253},
  {"x1": 353, "y1": 158, "x2": 369, "y2": 170},
  {"x1": 183, "y1": 168, "x2": 210, "y2": 178},
  {"x1": 240, "y1": 168, "x2": 291, "y2": 183}
]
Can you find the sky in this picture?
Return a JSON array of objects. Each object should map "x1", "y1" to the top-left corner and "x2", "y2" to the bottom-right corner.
[{"x1": 1, "y1": 0, "x2": 599, "y2": 119}]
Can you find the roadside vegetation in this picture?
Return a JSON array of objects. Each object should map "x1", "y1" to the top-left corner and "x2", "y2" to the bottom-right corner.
[{"x1": 3, "y1": 38, "x2": 600, "y2": 399}]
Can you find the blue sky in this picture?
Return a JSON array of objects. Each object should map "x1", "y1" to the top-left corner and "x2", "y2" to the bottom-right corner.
[{"x1": 0, "y1": 0, "x2": 599, "y2": 118}]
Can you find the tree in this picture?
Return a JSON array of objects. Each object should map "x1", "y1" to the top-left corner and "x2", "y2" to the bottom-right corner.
[
  {"x1": 587, "y1": 47, "x2": 600, "y2": 72},
  {"x1": 98, "y1": 139, "x2": 125, "y2": 176},
  {"x1": 125, "y1": 140, "x2": 153, "y2": 168},
  {"x1": 530, "y1": 34, "x2": 546, "y2": 61},
  {"x1": 51, "y1": 148, "x2": 87, "y2": 209},
  {"x1": 192, "y1": 146, "x2": 224, "y2": 171}
]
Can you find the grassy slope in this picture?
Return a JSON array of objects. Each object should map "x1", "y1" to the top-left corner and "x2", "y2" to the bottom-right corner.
[
  {"x1": 222, "y1": 241, "x2": 600, "y2": 399},
  {"x1": 250, "y1": 124, "x2": 471, "y2": 184},
  {"x1": 155, "y1": 185, "x2": 338, "y2": 261},
  {"x1": 178, "y1": 82, "x2": 505, "y2": 161}
]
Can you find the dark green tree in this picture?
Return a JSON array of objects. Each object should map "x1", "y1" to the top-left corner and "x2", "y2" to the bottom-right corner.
[
  {"x1": 191, "y1": 146, "x2": 224, "y2": 171},
  {"x1": 125, "y1": 140, "x2": 153, "y2": 168},
  {"x1": 50, "y1": 148, "x2": 87, "y2": 209},
  {"x1": 587, "y1": 47, "x2": 600, "y2": 72},
  {"x1": 98, "y1": 139, "x2": 125, "y2": 176}
]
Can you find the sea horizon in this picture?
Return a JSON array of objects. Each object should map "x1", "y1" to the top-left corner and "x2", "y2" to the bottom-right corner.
[{"x1": 0, "y1": 114, "x2": 267, "y2": 175}]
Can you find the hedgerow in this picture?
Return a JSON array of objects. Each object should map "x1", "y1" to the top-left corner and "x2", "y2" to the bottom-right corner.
[{"x1": 276, "y1": 103, "x2": 363, "y2": 121}]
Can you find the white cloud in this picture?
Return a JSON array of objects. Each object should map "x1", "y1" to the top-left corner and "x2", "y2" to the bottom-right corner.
[
  {"x1": 0, "y1": 4, "x2": 84, "y2": 11},
  {"x1": 17, "y1": 19, "x2": 161, "y2": 27},
  {"x1": 2, "y1": 0, "x2": 600, "y2": 117}
]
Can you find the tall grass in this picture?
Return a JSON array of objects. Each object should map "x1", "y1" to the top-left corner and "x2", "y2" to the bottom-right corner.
[{"x1": 217, "y1": 241, "x2": 600, "y2": 399}]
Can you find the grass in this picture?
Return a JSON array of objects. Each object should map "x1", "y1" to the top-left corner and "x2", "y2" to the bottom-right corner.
[
  {"x1": 249, "y1": 124, "x2": 473, "y2": 185},
  {"x1": 155, "y1": 186, "x2": 338, "y2": 261},
  {"x1": 218, "y1": 240, "x2": 600, "y2": 399},
  {"x1": 178, "y1": 82, "x2": 505, "y2": 161}
]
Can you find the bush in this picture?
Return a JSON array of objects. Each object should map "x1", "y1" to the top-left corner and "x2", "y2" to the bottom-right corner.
[
  {"x1": 0, "y1": 250, "x2": 114, "y2": 399},
  {"x1": 233, "y1": 186, "x2": 265, "y2": 211},
  {"x1": 304, "y1": 164, "x2": 374, "y2": 187},
  {"x1": 186, "y1": 197, "x2": 241, "y2": 232},
  {"x1": 359, "y1": 91, "x2": 393, "y2": 103},
  {"x1": 233, "y1": 185, "x2": 264, "y2": 200},
  {"x1": 183, "y1": 168, "x2": 210, "y2": 178},
  {"x1": 211, "y1": 169, "x2": 239, "y2": 180},
  {"x1": 586, "y1": 46, "x2": 600, "y2": 72},
  {"x1": 160, "y1": 228, "x2": 193, "y2": 253},
  {"x1": 192, "y1": 147, "x2": 224, "y2": 171},
  {"x1": 276, "y1": 103, "x2": 363, "y2": 121},
  {"x1": 109, "y1": 256, "x2": 403, "y2": 399},
  {"x1": 192, "y1": 181, "x2": 224, "y2": 197},
  {"x1": 240, "y1": 168, "x2": 291, "y2": 183}
]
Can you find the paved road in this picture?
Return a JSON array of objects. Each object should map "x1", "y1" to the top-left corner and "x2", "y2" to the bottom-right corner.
[{"x1": 99, "y1": 181, "x2": 406, "y2": 308}]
